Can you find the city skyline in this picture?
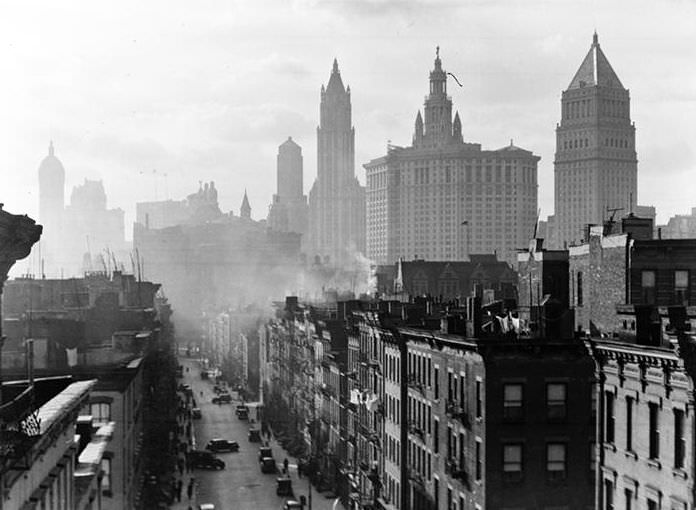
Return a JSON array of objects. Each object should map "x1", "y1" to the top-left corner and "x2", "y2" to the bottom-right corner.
[{"x1": 2, "y1": 0, "x2": 695, "y2": 233}]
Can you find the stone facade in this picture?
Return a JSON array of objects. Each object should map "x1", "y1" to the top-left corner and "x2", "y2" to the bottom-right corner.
[
  {"x1": 365, "y1": 51, "x2": 539, "y2": 266},
  {"x1": 586, "y1": 308, "x2": 696, "y2": 510},
  {"x1": 268, "y1": 137, "x2": 309, "y2": 241},
  {"x1": 553, "y1": 34, "x2": 638, "y2": 249},
  {"x1": 308, "y1": 60, "x2": 366, "y2": 267}
]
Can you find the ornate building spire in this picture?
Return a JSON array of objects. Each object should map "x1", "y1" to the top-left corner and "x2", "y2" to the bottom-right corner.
[
  {"x1": 241, "y1": 189, "x2": 251, "y2": 219},
  {"x1": 413, "y1": 110, "x2": 424, "y2": 145}
]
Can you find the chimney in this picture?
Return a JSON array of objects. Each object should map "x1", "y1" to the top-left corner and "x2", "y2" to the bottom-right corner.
[
  {"x1": 635, "y1": 305, "x2": 662, "y2": 346},
  {"x1": 285, "y1": 296, "x2": 299, "y2": 312},
  {"x1": 465, "y1": 296, "x2": 482, "y2": 337}
]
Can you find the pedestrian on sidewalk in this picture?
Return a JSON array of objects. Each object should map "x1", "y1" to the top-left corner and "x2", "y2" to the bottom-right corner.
[
  {"x1": 176, "y1": 479, "x2": 183, "y2": 502},
  {"x1": 187, "y1": 479, "x2": 194, "y2": 500},
  {"x1": 283, "y1": 458, "x2": 289, "y2": 474}
]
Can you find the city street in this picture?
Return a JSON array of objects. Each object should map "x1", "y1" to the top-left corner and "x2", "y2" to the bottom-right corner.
[{"x1": 173, "y1": 357, "x2": 341, "y2": 510}]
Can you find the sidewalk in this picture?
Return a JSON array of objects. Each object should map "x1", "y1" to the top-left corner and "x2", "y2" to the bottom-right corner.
[
  {"x1": 264, "y1": 432, "x2": 343, "y2": 510},
  {"x1": 170, "y1": 364, "x2": 202, "y2": 510}
]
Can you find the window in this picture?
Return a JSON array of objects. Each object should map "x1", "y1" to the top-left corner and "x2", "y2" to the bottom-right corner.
[
  {"x1": 546, "y1": 383, "x2": 567, "y2": 421},
  {"x1": 649, "y1": 402, "x2": 660, "y2": 460},
  {"x1": 503, "y1": 384, "x2": 524, "y2": 422},
  {"x1": 577, "y1": 272, "x2": 584, "y2": 306},
  {"x1": 647, "y1": 499, "x2": 658, "y2": 510},
  {"x1": 434, "y1": 418, "x2": 439, "y2": 454},
  {"x1": 641, "y1": 270, "x2": 656, "y2": 304},
  {"x1": 624, "y1": 489, "x2": 633, "y2": 510},
  {"x1": 604, "y1": 479, "x2": 615, "y2": 510},
  {"x1": 434, "y1": 367, "x2": 440, "y2": 399},
  {"x1": 91, "y1": 402, "x2": 111, "y2": 426},
  {"x1": 546, "y1": 443, "x2": 567, "y2": 481},
  {"x1": 674, "y1": 409, "x2": 685, "y2": 469},
  {"x1": 475, "y1": 380, "x2": 482, "y2": 418},
  {"x1": 626, "y1": 396, "x2": 633, "y2": 451},
  {"x1": 475, "y1": 440, "x2": 482, "y2": 480},
  {"x1": 101, "y1": 457, "x2": 112, "y2": 495},
  {"x1": 503, "y1": 444, "x2": 523, "y2": 482},
  {"x1": 675, "y1": 270, "x2": 689, "y2": 305},
  {"x1": 605, "y1": 391, "x2": 615, "y2": 444}
]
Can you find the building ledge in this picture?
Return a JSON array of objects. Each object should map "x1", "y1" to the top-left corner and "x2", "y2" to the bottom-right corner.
[
  {"x1": 673, "y1": 468, "x2": 688, "y2": 480},
  {"x1": 603, "y1": 443, "x2": 617, "y2": 453},
  {"x1": 646, "y1": 458, "x2": 662, "y2": 470},
  {"x1": 624, "y1": 450, "x2": 638, "y2": 460}
]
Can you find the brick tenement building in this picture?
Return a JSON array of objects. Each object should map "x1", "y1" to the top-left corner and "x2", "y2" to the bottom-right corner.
[
  {"x1": 398, "y1": 308, "x2": 594, "y2": 510},
  {"x1": 586, "y1": 306, "x2": 696, "y2": 510},
  {"x1": 568, "y1": 222, "x2": 696, "y2": 336}
]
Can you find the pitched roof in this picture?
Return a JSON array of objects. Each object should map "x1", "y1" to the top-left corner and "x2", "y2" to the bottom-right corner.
[
  {"x1": 325, "y1": 58, "x2": 345, "y2": 94},
  {"x1": 568, "y1": 33, "x2": 624, "y2": 90}
]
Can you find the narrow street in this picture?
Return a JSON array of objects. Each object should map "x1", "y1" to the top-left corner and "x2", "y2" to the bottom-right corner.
[{"x1": 172, "y1": 356, "x2": 342, "y2": 510}]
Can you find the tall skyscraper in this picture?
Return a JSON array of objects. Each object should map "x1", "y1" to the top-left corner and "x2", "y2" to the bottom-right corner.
[
  {"x1": 553, "y1": 33, "x2": 637, "y2": 248},
  {"x1": 267, "y1": 137, "x2": 308, "y2": 239},
  {"x1": 308, "y1": 59, "x2": 365, "y2": 267},
  {"x1": 37, "y1": 141, "x2": 65, "y2": 272},
  {"x1": 365, "y1": 49, "x2": 539, "y2": 266}
]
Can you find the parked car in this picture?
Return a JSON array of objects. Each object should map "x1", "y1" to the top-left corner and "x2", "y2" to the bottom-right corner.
[
  {"x1": 212, "y1": 384, "x2": 225, "y2": 394},
  {"x1": 212, "y1": 393, "x2": 232, "y2": 404},
  {"x1": 260, "y1": 457, "x2": 277, "y2": 474},
  {"x1": 248, "y1": 428, "x2": 261, "y2": 442},
  {"x1": 188, "y1": 450, "x2": 225, "y2": 470},
  {"x1": 258, "y1": 446, "x2": 273, "y2": 461},
  {"x1": 283, "y1": 501, "x2": 303, "y2": 510},
  {"x1": 237, "y1": 408, "x2": 249, "y2": 420},
  {"x1": 191, "y1": 408, "x2": 202, "y2": 419},
  {"x1": 198, "y1": 505, "x2": 216, "y2": 510},
  {"x1": 276, "y1": 477, "x2": 293, "y2": 497},
  {"x1": 205, "y1": 439, "x2": 239, "y2": 453}
]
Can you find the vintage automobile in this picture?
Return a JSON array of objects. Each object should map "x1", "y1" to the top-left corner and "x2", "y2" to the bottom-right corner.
[
  {"x1": 212, "y1": 393, "x2": 232, "y2": 405},
  {"x1": 188, "y1": 450, "x2": 225, "y2": 470},
  {"x1": 258, "y1": 446, "x2": 273, "y2": 461},
  {"x1": 248, "y1": 428, "x2": 261, "y2": 442},
  {"x1": 260, "y1": 457, "x2": 277, "y2": 474},
  {"x1": 205, "y1": 438, "x2": 239, "y2": 453},
  {"x1": 276, "y1": 477, "x2": 293, "y2": 497},
  {"x1": 191, "y1": 408, "x2": 202, "y2": 419}
]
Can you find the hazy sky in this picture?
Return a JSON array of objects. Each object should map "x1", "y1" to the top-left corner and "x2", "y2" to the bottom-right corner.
[{"x1": 2, "y1": 0, "x2": 695, "y2": 235}]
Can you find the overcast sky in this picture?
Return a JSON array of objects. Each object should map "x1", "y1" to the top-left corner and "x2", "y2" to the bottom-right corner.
[{"x1": 2, "y1": 0, "x2": 694, "y2": 236}]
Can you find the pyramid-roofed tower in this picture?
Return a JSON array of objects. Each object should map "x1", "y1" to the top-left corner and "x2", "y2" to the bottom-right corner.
[
  {"x1": 552, "y1": 33, "x2": 637, "y2": 249},
  {"x1": 568, "y1": 32, "x2": 624, "y2": 89}
]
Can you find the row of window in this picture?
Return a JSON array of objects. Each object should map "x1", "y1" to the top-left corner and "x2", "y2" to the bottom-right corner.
[
  {"x1": 503, "y1": 443, "x2": 569, "y2": 481},
  {"x1": 605, "y1": 392, "x2": 686, "y2": 469},
  {"x1": 503, "y1": 382, "x2": 568, "y2": 421},
  {"x1": 640, "y1": 269, "x2": 690, "y2": 305}
]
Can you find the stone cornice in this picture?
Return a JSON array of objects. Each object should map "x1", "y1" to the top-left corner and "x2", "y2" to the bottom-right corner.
[{"x1": 0, "y1": 206, "x2": 42, "y2": 284}]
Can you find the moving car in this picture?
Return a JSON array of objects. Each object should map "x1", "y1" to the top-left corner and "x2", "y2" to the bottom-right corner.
[
  {"x1": 205, "y1": 439, "x2": 239, "y2": 453},
  {"x1": 237, "y1": 408, "x2": 249, "y2": 420},
  {"x1": 276, "y1": 477, "x2": 293, "y2": 497},
  {"x1": 260, "y1": 457, "x2": 277, "y2": 474},
  {"x1": 235, "y1": 404, "x2": 249, "y2": 416},
  {"x1": 191, "y1": 408, "x2": 202, "y2": 419},
  {"x1": 188, "y1": 450, "x2": 225, "y2": 470},
  {"x1": 212, "y1": 393, "x2": 232, "y2": 404},
  {"x1": 248, "y1": 428, "x2": 261, "y2": 442},
  {"x1": 258, "y1": 446, "x2": 273, "y2": 461}
]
